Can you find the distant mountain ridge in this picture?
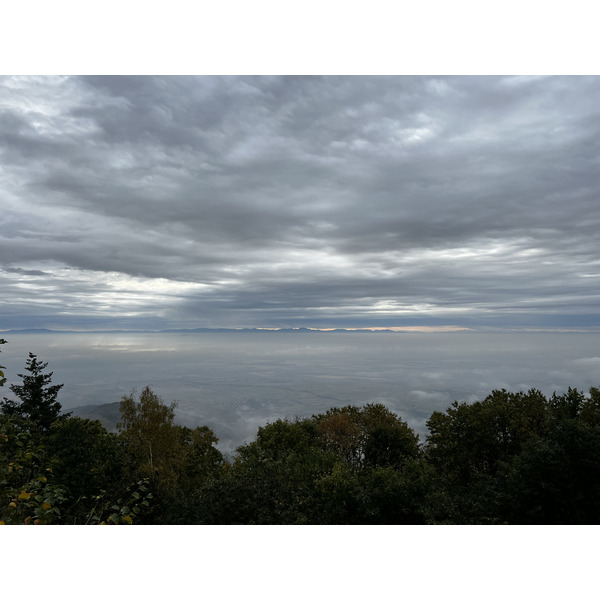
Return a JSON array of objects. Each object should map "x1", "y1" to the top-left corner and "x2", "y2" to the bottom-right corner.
[
  {"x1": 70, "y1": 402, "x2": 122, "y2": 432},
  {"x1": 2, "y1": 327, "x2": 422, "y2": 334}
]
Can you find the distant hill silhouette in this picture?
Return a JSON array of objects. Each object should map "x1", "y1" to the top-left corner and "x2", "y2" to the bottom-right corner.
[{"x1": 70, "y1": 402, "x2": 122, "y2": 432}]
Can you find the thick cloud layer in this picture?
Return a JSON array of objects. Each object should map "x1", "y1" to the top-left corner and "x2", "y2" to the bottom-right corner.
[{"x1": 2, "y1": 75, "x2": 600, "y2": 330}]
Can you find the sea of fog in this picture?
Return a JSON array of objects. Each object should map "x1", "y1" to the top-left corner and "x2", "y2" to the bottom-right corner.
[{"x1": 2, "y1": 331, "x2": 599, "y2": 454}]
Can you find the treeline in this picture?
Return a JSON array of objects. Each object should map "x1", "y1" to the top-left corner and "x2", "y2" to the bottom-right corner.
[{"x1": 2, "y1": 343, "x2": 600, "y2": 524}]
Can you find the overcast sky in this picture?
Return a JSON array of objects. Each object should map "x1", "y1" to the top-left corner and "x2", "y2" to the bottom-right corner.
[{"x1": 1, "y1": 75, "x2": 600, "y2": 331}]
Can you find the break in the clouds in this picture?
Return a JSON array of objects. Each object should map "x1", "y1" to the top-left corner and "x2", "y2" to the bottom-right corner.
[{"x1": 1, "y1": 75, "x2": 600, "y2": 330}]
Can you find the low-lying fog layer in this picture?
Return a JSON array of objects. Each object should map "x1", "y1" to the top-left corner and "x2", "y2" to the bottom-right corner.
[{"x1": 2, "y1": 331, "x2": 599, "y2": 454}]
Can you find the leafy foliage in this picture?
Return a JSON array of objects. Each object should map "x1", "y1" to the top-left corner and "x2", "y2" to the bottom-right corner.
[
  {"x1": 86, "y1": 478, "x2": 154, "y2": 525},
  {"x1": 45, "y1": 417, "x2": 127, "y2": 523},
  {"x1": 0, "y1": 416, "x2": 67, "y2": 525}
]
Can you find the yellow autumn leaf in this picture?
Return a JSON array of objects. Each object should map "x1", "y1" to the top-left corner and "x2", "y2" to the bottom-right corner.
[
  {"x1": 33, "y1": 519, "x2": 41, "y2": 525},
  {"x1": 8, "y1": 502, "x2": 17, "y2": 509},
  {"x1": 121, "y1": 515, "x2": 133, "y2": 524},
  {"x1": 18, "y1": 490, "x2": 31, "y2": 501},
  {"x1": 0, "y1": 521, "x2": 5, "y2": 525},
  {"x1": 24, "y1": 516, "x2": 32, "y2": 524},
  {"x1": 41, "y1": 502, "x2": 52, "y2": 510}
]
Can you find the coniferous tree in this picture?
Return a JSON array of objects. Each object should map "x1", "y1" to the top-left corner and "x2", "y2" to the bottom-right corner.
[
  {"x1": 1, "y1": 353, "x2": 67, "y2": 431},
  {"x1": 0, "y1": 339, "x2": 6, "y2": 387}
]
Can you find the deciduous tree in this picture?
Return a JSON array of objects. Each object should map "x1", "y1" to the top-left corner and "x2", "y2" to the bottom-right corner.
[{"x1": 314, "y1": 404, "x2": 419, "y2": 471}]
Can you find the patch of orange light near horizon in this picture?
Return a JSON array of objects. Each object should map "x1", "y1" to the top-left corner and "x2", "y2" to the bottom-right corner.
[{"x1": 311, "y1": 326, "x2": 471, "y2": 332}]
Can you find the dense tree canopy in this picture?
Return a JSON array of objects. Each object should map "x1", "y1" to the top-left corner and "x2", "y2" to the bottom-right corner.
[{"x1": 2, "y1": 343, "x2": 600, "y2": 524}]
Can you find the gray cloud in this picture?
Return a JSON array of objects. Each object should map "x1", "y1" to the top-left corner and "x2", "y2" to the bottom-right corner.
[{"x1": 1, "y1": 75, "x2": 600, "y2": 330}]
